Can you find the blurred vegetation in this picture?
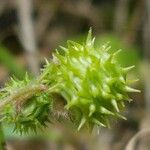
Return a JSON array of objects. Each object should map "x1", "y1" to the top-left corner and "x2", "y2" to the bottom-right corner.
[
  {"x1": 0, "y1": 0, "x2": 149, "y2": 149},
  {"x1": 0, "y1": 45, "x2": 26, "y2": 79}
]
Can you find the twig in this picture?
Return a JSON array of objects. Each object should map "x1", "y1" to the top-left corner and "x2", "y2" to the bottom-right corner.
[
  {"x1": 114, "y1": 0, "x2": 129, "y2": 35},
  {"x1": 16, "y1": 0, "x2": 39, "y2": 75},
  {"x1": 125, "y1": 129, "x2": 150, "y2": 150},
  {"x1": 35, "y1": 1, "x2": 58, "y2": 41}
]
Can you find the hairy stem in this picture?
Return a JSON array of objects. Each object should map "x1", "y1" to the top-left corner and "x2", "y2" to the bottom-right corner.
[
  {"x1": 0, "y1": 84, "x2": 46, "y2": 111},
  {"x1": 0, "y1": 81, "x2": 60, "y2": 111}
]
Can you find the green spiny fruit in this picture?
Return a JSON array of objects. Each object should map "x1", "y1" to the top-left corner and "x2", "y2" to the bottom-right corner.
[
  {"x1": 0, "y1": 29, "x2": 140, "y2": 134},
  {"x1": 0, "y1": 74, "x2": 52, "y2": 134},
  {"x1": 42, "y1": 29, "x2": 140, "y2": 131}
]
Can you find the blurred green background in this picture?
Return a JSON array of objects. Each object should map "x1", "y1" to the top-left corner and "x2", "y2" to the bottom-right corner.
[{"x1": 0, "y1": 0, "x2": 149, "y2": 150}]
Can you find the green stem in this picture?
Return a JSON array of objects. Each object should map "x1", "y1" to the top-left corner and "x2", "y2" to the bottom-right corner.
[
  {"x1": 0, "y1": 83, "x2": 59, "y2": 111},
  {"x1": 0, "y1": 84, "x2": 46, "y2": 111},
  {"x1": 0, "y1": 124, "x2": 5, "y2": 150}
]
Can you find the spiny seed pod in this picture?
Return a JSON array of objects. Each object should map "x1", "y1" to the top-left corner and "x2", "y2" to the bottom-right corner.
[
  {"x1": 0, "y1": 29, "x2": 140, "y2": 134},
  {"x1": 45, "y1": 29, "x2": 140, "y2": 131},
  {"x1": 0, "y1": 74, "x2": 52, "y2": 134}
]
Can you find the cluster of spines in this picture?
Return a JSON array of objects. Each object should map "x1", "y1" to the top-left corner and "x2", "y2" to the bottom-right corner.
[
  {"x1": 46, "y1": 29, "x2": 140, "y2": 130},
  {"x1": 0, "y1": 74, "x2": 52, "y2": 134},
  {"x1": 0, "y1": 29, "x2": 140, "y2": 134}
]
